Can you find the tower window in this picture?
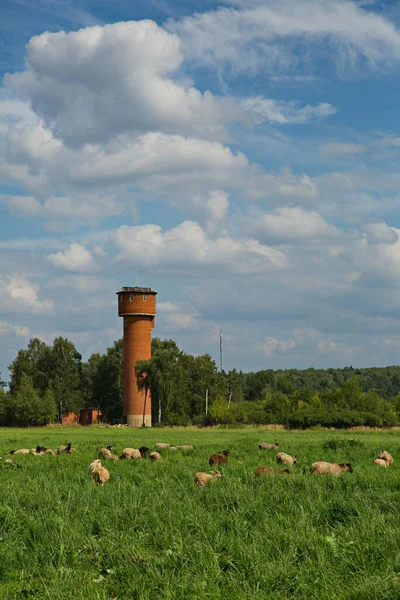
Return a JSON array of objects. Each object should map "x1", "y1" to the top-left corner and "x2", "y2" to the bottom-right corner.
[
  {"x1": 143, "y1": 295, "x2": 147, "y2": 302},
  {"x1": 129, "y1": 295, "x2": 133, "y2": 301}
]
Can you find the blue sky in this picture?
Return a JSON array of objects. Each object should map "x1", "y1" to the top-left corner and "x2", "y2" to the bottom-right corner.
[{"x1": 2, "y1": 0, "x2": 400, "y2": 381}]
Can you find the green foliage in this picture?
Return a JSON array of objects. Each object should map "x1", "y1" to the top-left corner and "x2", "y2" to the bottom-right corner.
[{"x1": 7, "y1": 374, "x2": 56, "y2": 426}]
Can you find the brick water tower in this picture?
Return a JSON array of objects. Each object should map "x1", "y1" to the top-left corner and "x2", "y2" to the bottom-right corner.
[{"x1": 117, "y1": 286, "x2": 157, "y2": 427}]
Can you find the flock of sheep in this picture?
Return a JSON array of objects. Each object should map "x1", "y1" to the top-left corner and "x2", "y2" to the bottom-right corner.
[{"x1": 1, "y1": 440, "x2": 394, "y2": 486}]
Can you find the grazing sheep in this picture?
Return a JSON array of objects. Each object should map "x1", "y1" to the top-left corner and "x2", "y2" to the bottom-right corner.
[
  {"x1": 276, "y1": 452, "x2": 296, "y2": 465},
  {"x1": 377, "y1": 451, "x2": 393, "y2": 466},
  {"x1": 98, "y1": 446, "x2": 113, "y2": 460},
  {"x1": 255, "y1": 466, "x2": 290, "y2": 476},
  {"x1": 11, "y1": 449, "x2": 30, "y2": 455},
  {"x1": 119, "y1": 446, "x2": 149, "y2": 460},
  {"x1": 259, "y1": 442, "x2": 279, "y2": 451},
  {"x1": 374, "y1": 458, "x2": 388, "y2": 468},
  {"x1": 88, "y1": 460, "x2": 110, "y2": 486},
  {"x1": 177, "y1": 445, "x2": 194, "y2": 450},
  {"x1": 155, "y1": 443, "x2": 171, "y2": 449},
  {"x1": 57, "y1": 443, "x2": 76, "y2": 454},
  {"x1": 194, "y1": 470, "x2": 222, "y2": 487},
  {"x1": 209, "y1": 449, "x2": 230, "y2": 466},
  {"x1": 44, "y1": 448, "x2": 56, "y2": 456},
  {"x1": 149, "y1": 451, "x2": 161, "y2": 462},
  {"x1": 311, "y1": 461, "x2": 353, "y2": 476}
]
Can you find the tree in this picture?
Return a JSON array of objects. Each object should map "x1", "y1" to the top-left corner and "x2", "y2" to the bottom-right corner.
[
  {"x1": 49, "y1": 337, "x2": 82, "y2": 420},
  {"x1": 0, "y1": 373, "x2": 6, "y2": 389},
  {"x1": 8, "y1": 338, "x2": 51, "y2": 394},
  {"x1": 10, "y1": 374, "x2": 41, "y2": 426},
  {"x1": 93, "y1": 340, "x2": 123, "y2": 421}
]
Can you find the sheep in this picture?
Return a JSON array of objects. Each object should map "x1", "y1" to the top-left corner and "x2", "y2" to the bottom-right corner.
[
  {"x1": 259, "y1": 442, "x2": 279, "y2": 451},
  {"x1": 377, "y1": 450, "x2": 393, "y2": 466},
  {"x1": 310, "y1": 461, "x2": 353, "y2": 476},
  {"x1": 88, "y1": 459, "x2": 110, "y2": 486},
  {"x1": 177, "y1": 445, "x2": 194, "y2": 450},
  {"x1": 44, "y1": 449, "x2": 56, "y2": 456},
  {"x1": 209, "y1": 449, "x2": 230, "y2": 466},
  {"x1": 255, "y1": 466, "x2": 290, "y2": 476},
  {"x1": 155, "y1": 443, "x2": 171, "y2": 449},
  {"x1": 98, "y1": 446, "x2": 113, "y2": 460},
  {"x1": 276, "y1": 452, "x2": 296, "y2": 465},
  {"x1": 169, "y1": 446, "x2": 178, "y2": 451},
  {"x1": 119, "y1": 446, "x2": 149, "y2": 460},
  {"x1": 10, "y1": 449, "x2": 30, "y2": 455},
  {"x1": 57, "y1": 443, "x2": 76, "y2": 454},
  {"x1": 149, "y1": 451, "x2": 161, "y2": 462},
  {"x1": 374, "y1": 458, "x2": 388, "y2": 468},
  {"x1": 194, "y1": 470, "x2": 222, "y2": 487}
]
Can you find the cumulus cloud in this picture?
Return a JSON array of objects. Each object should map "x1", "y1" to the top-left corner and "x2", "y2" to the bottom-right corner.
[
  {"x1": 47, "y1": 243, "x2": 100, "y2": 273},
  {"x1": 110, "y1": 220, "x2": 287, "y2": 274},
  {"x1": 242, "y1": 97, "x2": 337, "y2": 124},
  {"x1": 0, "y1": 88, "x2": 39, "y2": 135},
  {"x1": 0, "y1": 276, "x2": 53, "y2": 314},
  {"x1": 261, "y1": 328, "x2": 361, "y2": 358},
  {"x1": 242, "y1": 207, "x2": 339, "y2": 244},
  {"x1": 168, "y1": 0, "x2": 400, "y2": 76},
  {"x1": 0, "y1": 320, "x2": 31, "y2": 339},
  {"x1": 6, "y1": 20, "x2": 237, "y2": 146}
]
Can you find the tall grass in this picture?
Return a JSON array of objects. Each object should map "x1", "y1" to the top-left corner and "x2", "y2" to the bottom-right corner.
[{"x1": 0, "y1": 427, "x2": 399, "y2": 599}]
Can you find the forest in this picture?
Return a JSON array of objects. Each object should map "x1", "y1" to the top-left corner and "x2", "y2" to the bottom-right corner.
[{"x1": 1, "y1": 336, "x2": 400, "y2": 428}]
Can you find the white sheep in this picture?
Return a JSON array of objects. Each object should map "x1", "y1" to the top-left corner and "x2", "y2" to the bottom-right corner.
[
  {"x1": 194, "y1": 471, "x2": 222, "y2": 487},
  {"x1": 155, "y1": 443, "x2": 171, "y2": 449},
  {"x1": 44, "y1": 449, "x2": 56, "y2": 456},
  {"x1": 88, "y1": 459, "x2": 110, "y2": 486},
  {"x1": 259, "y1": 442, "x2": 279, "y2": 450},
  {"x1": 276, "y1": 452, "x2": 296, "y2": 465},
  {"x1": 98, "y1": 446, "x2": 113, "y2": 460},
  {"x1": 377, "y1": 451, "x2": 393, "y2": 466},
  {"x1": 374, "y1": 458, "x2": 388, "y2": 468},
  {"x1": 120, "y1": 447, "x2": 149, "y2": 460},
  {"x1": 149, "y1": 452, "x2": 161, "y2": 462},
  {"x1": 177, "y1": 445, "x2": 194, "y2": 450},
  {"x1": 11, "y1": 449, "x2": 30, "y2": 455},
  {"x1": 311, "y1": 461, "x2": 353, "y2": 476}
]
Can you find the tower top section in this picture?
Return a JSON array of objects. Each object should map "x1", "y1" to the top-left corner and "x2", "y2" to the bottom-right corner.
[{"x1": 117, "y1": 286, "x2": 157, "y2": 317}]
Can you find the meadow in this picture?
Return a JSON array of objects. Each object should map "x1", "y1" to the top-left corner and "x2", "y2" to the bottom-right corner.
[{"x1": 0, "y1": 427, "x2": 400, "y2": 600}]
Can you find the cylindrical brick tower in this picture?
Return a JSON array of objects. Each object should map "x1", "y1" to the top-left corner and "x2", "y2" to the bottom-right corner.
[{"x1": 117, "y1": 286, "x2": 157, "y2": 427}]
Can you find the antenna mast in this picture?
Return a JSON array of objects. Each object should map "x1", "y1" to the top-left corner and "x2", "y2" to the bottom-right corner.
[{"x1": 219, "y1": 329, "x2": 223, "y2": 372}]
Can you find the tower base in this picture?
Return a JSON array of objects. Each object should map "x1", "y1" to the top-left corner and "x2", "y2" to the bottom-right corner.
[{"x1": 126, "y1": 414, "x2": 152, "y2": 428}]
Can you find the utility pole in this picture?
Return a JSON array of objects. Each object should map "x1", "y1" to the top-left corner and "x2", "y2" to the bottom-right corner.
[
  {"x1": 220, "y1": 329, "x2": 223, "y2": 372},
  {"x1": 228, "y1": 390, "x2": 233, "y2": 409}
]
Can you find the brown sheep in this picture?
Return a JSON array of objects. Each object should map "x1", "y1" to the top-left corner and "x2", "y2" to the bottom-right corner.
[
  {"x1": 377, "y1": 450, "x2": 393, "y2": 466},
  {"x1": 259, "y1": 442, "x2": 279, "y2": 451},
  {"x1": 276, "y1": 452, "x2": 296, "y2": 465},
  {"x1": 194, "y1": 471, "x2": 222, "y2": 487},
  {"x1": 149, "y1": 452, "x2": 161, "y2": 462},
  {"x1": 57, "y1": 443, "x2": 76, "y2": 454},
  {"x1": 311, "y1": 461, "x2": 353, "y2": 476},
  {"x1": 209, "y1": 449, "x2": 230, "y2": 466},
  {"x1": 374, "y1": 458, "x2": 388, "y2": 468},
  {"x1": 255, "y1": 466, "x2": 290, "y2": 476},
  {"x1": 88, "y1": 459, "x2": 110, "y2": 486}
]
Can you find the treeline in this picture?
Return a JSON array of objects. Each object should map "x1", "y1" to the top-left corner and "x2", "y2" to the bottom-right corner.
[{"x1": 1, "y1": 336, "x2": 400, "y2": 428}]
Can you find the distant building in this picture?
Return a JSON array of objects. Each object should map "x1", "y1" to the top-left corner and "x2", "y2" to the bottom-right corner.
[
  {"x1": 79, "y1": 408, "x2": 102, "y2": 425},
  {"x1": 62, "y1": 411, "x2": 79, "y2": 425}
]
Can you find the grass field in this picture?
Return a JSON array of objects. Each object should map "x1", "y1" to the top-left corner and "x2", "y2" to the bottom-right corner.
[{"x1": 0, "y1": 426, "x2": 400, "y2": 600}]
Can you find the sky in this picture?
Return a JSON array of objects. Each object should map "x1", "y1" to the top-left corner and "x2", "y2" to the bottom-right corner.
[{"x1": 2, "y1": 0, "x2": 400, "y2": 380}]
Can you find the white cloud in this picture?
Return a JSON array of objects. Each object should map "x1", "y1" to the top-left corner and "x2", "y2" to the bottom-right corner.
[
  {"x1": 110, "y1": 220, "x2": 287, "y2": 274},
  {"x1": 0, "y1": 88, "x2": 39, "y2": 135},
  {"x1": 242, "y1": 206, "x2": 339, "y2": 244},
  {"x1": 47, "y1": 242, "x2": 100, "y2": 273},
  {"x1": 0, "y1": 276, "x2": 53, "y2": 314},
  {"x1": 0, "y1": 321, "x2": 31, "y2": 339},
  {"x1": 6, "y1": 20, "x2": 237, "y2": 146},
  {"x1": 168, "y1": 0, "x2": 400, "y2": 77},
  {"x1": 242, "y1": 97, "x2": 337, "y2": 124},
  {"x1": 261, "y1": 327, "x2": 361, "y2": 358}
]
